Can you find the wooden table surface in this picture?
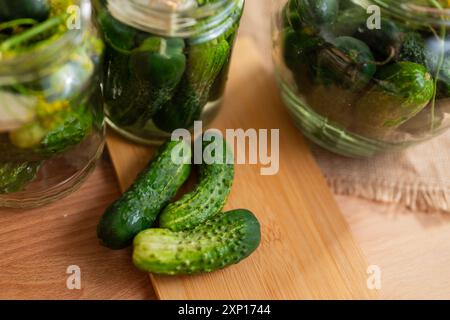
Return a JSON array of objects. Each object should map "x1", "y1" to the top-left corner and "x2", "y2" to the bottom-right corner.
[{"x1": 1, "y1": 0, "x2": 450, "y2": 299}]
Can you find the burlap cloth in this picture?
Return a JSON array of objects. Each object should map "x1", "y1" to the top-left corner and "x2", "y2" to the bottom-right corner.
[
  {"x1": 310, "y1": 132, "x2": 450, "y2": 212},
  {"x1": 241, "y1": 0, "x2": 450, "y2": 213}
]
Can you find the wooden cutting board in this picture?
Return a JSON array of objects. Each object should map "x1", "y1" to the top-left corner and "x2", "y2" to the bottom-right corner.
[{"x1": 106, "y1": 37, "x2": 377, "y2": 299}]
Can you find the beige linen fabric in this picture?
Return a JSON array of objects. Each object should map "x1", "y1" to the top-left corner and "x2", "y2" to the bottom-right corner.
[{"x1": 309, "y1": 132, "x2": 450, "y2": 212}]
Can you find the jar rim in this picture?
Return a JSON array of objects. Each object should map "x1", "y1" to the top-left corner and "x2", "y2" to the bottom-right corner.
[
  {"x1": 0, "y1": 0, "x2": 91, "y2": 81},
  {"x1": 129, "y1": 0, "x2": 229, "y2": 14},
  {"x1": 104, "y1": 0, "x2": 242, "y2": 39},
  {"x1": 370, "y1": 0, "x2": 450, "y2": 26}
]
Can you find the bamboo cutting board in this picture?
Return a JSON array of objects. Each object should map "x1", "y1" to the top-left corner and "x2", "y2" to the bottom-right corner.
[{"x1": 106, "y1": 37, "x2": 377, "y2": 299}]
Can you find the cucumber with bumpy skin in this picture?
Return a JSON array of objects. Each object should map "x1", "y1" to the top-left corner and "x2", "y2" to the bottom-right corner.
[
  {"x1": 97, "y1": 139, "x2": 192, "y2": 249},
  {"x1": 133, "y1": 209, "x2": 261, "y2": 275},
  {"x1": 159, "y1": 135, "x2": 234, "y2": 231}
]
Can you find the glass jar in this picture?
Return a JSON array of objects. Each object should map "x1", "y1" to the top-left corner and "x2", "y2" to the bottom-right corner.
[
  {"x1": 273, "y1": 0, "x2": 450, "y2": 157},
  {"x1": 93, "y1": 0, "x2": 244, "y2": 145},
  {"x1": 0, "y1": 0, "x2": 105, "y2": 208}
]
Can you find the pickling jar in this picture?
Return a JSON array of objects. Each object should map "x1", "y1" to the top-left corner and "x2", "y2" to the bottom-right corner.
[
  {"x1": 273, "y1": 0, "x2": 450, "y2": 157},
  {"x1": 93, "y1": 0, "x2": 245, "y2": 145},
  {"x1": 0, "y1": 0, "x2": 105, "y2": 208}
]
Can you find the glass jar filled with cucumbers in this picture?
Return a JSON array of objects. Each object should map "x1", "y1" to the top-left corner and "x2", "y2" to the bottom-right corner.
[
  {"x1": 0, "y1": 0, "x2": 105, "y2": 208},
  {"x1": 273, "y1": 0, "x2": 450, "y2": 157},
  {"x1": 93, "y1": 0, "x2": 244, "y2": 145}
]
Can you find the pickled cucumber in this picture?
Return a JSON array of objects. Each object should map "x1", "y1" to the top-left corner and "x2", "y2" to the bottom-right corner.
[
  {"x1": 356, "y1": 61, "x2": 435, "y2": 129},
  {"x1": 153, "y1": 38, "x2": 231, "y2": 131},
  {"x1": 0, "y1": 0, "x2": 50, "y2": 22}
]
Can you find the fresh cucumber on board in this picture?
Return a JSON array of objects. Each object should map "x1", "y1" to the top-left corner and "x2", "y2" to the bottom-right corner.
[
  {"x1": 159, "y1": 134, "x2": 234, "y2": 231},
  {"x1": 99, "y1": 134, "x2": 261, "y2": 275},
  {"x1": 97, "y1": 139, "x2": 192, "y2": 249},
  {"x1": 133, "y1": 209, "x2": 261, "y2": 275}
]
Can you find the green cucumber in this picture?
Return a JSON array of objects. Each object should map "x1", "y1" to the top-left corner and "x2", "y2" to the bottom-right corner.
[
  {"x1": 159, "y1": 135, "x2": 234, "y2": 231},
  {"x1": 398, "y1": 32, "x2": 427, "y2": 66},
  {"x1": 0, "y1": 0, "x2": 50, "y2": 22},
  {"x1": 0, "y1": 161, "x2": 41, "y2": 194},
  {"x1": 133, "y1": 209, "x2": 261, "y2": 275},
  {"x1": 106, "y1": 37, "x2": 186, "y2": 127},
  {"x1": 153, "y1": 37, "x2": 231, "y2": 131},
  {"x1": 356, "y1": 61, "x2": 435, "y2": 129},
  {"x1": 297, "y1": 0, "x2": 339, "y2": 29},
  {"x1": 316, "y1": 36, "x2": 376, "y2": 91},
  {"x1": 97, "y1": 10, "x2": 137, "y2": 52},
  {"x1": 97, "y1": 139, "x2": 192, "y2": 249}
]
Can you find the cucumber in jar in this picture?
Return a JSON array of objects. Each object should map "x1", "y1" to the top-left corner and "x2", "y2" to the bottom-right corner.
[
  {"x1": 283, "y1": 26, "x2": 323, "y2": 71},
  {"x1": 282, "y1": 0, "x2": 302, "y2": 31},
  {"x1": 356, "y1": 61, "x2": 435, "y2": 129},
  {"x1": 153, "y1": 37, "x2": 231, "y2": 131},
  {"x1": 97, "y1": 10, "x2": 137, "y2": 52},
  {"x1": 127, "y1": 37, "x2": 186, "y2": 124},
  {"x1": 296, "y1": 0, "x2": 339, "y2": 30},
  {"x1": 329, "y1": 3, "x2": 404, "y2": 62},
  {"x1": 0, "y1": 0, "x2": 50, "y2": 22},
  {"x1": 316, "y1": 36, "x2": 376, "y2": 91}
]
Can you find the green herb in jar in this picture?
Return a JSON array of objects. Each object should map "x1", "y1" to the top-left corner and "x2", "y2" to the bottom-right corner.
[{"x1": 0, "y1": 0, "x2": 103, "y2": 196}]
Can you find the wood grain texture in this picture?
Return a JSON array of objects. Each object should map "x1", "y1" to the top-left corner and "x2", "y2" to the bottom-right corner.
[
  {"x1": 106, "y1": 38, "x2": 377, "y2": 300},
  {"x1": 338, "y1": 195, "x2": 450, "y2": 300},
  {"x1": 0, "y1": 157, "x2": 156, "y2": 300}
]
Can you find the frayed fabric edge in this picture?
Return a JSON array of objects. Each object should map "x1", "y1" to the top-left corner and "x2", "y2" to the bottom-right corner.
[{"x1": 325, "y1": 176, "x2": 450, "y2": 213}]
